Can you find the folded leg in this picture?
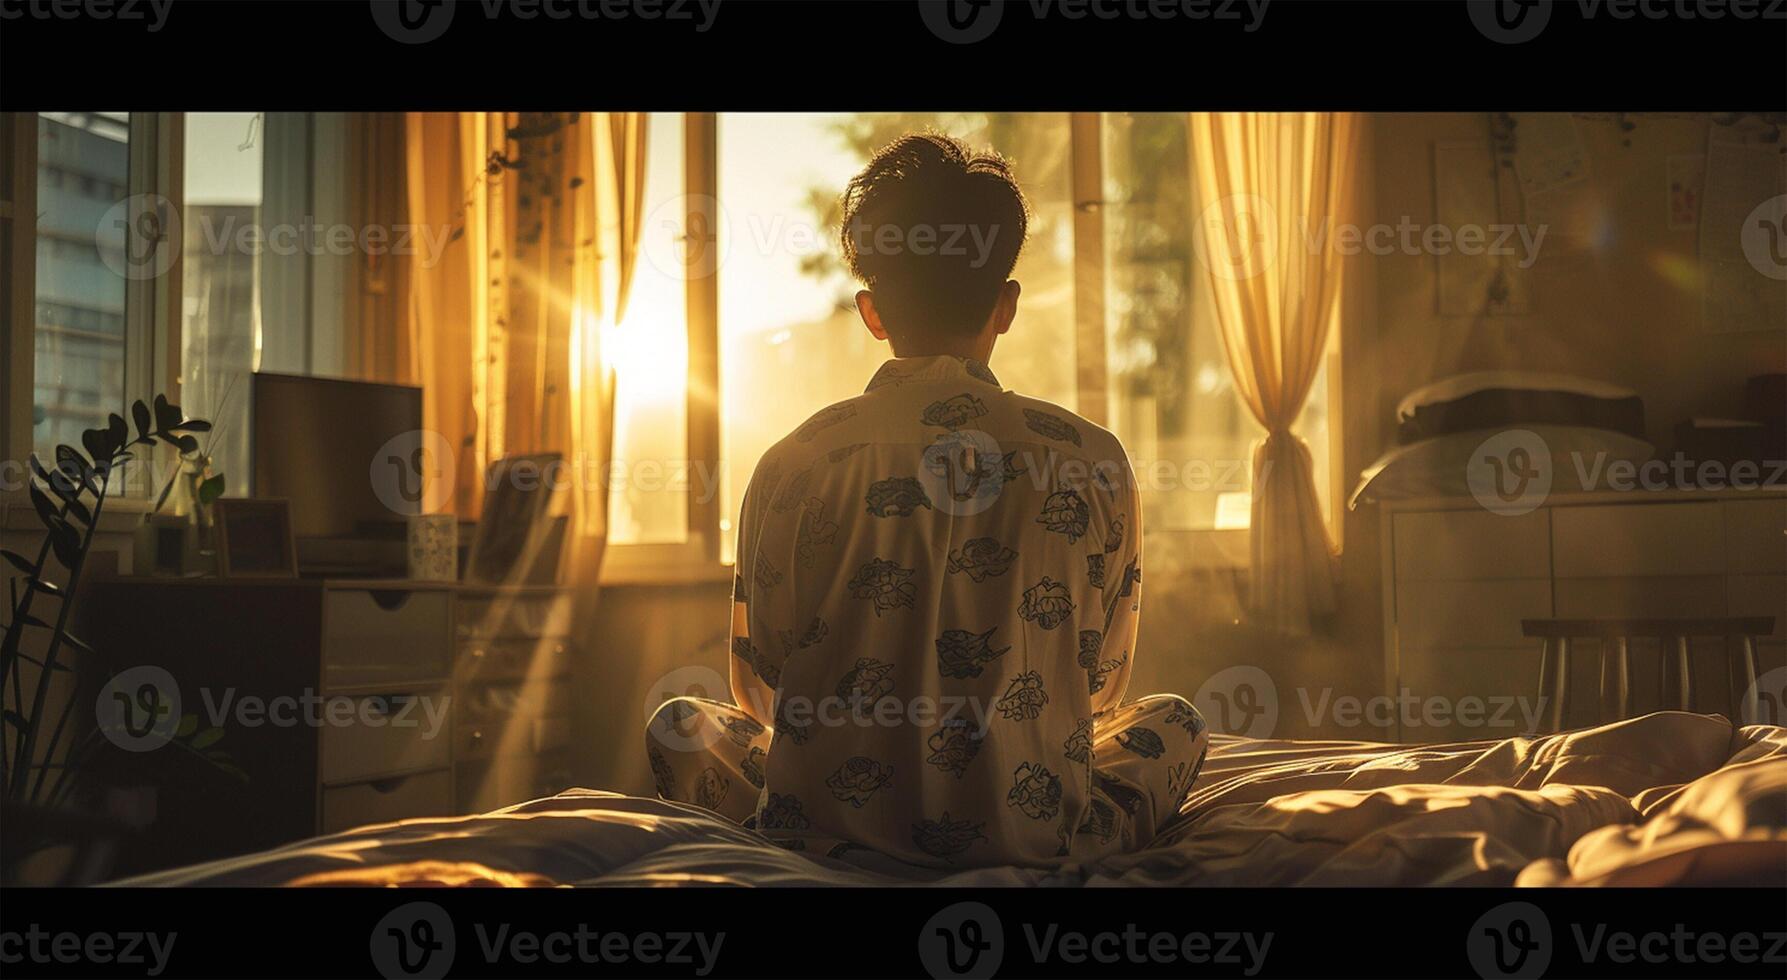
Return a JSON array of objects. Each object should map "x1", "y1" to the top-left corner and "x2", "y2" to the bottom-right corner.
[
  {"x1": 644, "y1": 696, "x2": 771, "y2": 825},
  {"x1": 1089, "y1": 694, "x2": 1210, "y2": 847}
]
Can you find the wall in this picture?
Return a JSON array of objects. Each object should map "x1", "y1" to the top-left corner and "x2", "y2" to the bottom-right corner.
[{"x1": 1369, "y1": 112, "x2": 1785, "y2": 446}]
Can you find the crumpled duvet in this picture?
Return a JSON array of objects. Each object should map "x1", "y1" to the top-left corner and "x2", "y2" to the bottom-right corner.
[{"x1": 115, "y1": 711, "x2": 1787, "y2": 887}]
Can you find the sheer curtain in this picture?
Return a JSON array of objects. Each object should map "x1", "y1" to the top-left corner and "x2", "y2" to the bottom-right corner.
[
  {"x1": 386, "y1": 112, "x2": 649, "y2": 585},
  {"x1": 1189, "y1": 112, "x2": 1361, "y2": 634}
]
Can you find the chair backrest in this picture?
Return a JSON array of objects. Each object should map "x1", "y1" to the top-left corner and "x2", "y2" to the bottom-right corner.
[{"x1": 1521, "y1": 617, "x2": 1775, "y2": 639}]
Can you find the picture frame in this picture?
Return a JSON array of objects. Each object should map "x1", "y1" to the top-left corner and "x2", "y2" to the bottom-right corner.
[
  {"x1": 213, "y1": 497, "x2": 298, "y2": 578},
  {"x1": 465, "y1": 453, "x2": 562, "y2": 585}
]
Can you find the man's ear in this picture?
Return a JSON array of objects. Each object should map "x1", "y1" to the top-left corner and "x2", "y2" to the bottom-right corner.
[
  {"x1": 991, "y1": 280, "x2": 1021, "y2": 336},
  {"x1": 855, "y1": 290, "x2": 889, "y2": 342}
]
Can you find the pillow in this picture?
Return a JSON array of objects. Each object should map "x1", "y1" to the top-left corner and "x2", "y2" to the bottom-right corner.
[
  {"x1": 1349, "y1": 424, "x2": 1656, "y2": 509},
  {"x1": 1396, "y1": 372, "x2": 1645, "y2": 445}
]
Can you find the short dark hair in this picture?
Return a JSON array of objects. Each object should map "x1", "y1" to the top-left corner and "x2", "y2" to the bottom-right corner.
[{"x1": 839, "y1": 133, "x2": 1030, "y2": 340}]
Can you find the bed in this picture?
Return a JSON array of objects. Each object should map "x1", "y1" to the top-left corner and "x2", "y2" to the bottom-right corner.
[{"x1": 115, "y1": 710, "x2": 1787, "y2": 887}]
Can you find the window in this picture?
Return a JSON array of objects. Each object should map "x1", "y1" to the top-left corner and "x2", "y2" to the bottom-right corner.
[
  {"x1": 570, "y1": 112, "x2": 1349, "y2": 577},
  {"x1": 606, "y1": 112, "x2": 691, "y2": 546},
  {"x1": 33, "y1": 112, "x2": 133, "y2": 462},
  {"x1": 1101, "y1": 113, "x2": 1336, "y2": 534},
  {"x1": 10, "y1": 112, "x2": 356, "y2": 502},
  {"x1": 180, "y1": 112, "x2": 264, "y2": 498},
  {"x1": 713, "y1": 113, "x2": 1078, "y2": 563}
]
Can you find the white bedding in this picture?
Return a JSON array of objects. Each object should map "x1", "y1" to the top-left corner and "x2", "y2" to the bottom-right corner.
[{"x1": 116, "y1": 712, "x2": 1787, "y2": 888}]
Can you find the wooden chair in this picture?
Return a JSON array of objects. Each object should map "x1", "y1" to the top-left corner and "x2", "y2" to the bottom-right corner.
[{"x1": 1520, "y1": 617, "x2": 1775, "y2": 733}]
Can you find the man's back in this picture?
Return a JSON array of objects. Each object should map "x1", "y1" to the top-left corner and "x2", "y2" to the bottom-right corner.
[{"x1": 730, "y1": 354, "x2": 1143, "y2": 867}]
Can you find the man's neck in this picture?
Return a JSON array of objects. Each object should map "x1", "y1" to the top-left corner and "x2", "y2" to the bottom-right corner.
[{"x1": 891, "y1": 338, "x2": 995, "y2": 363}]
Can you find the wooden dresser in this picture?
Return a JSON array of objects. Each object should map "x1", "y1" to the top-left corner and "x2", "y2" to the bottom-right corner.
[
  {"x1": 451, "y1": 585, "x2": 577, "y2": 814},
  {"x1": 84, "y1": 578, "x2": 457, "y2": 876},
  {"x1": 1379, "y1": 489, "x2": 1787, "y2": 741}
]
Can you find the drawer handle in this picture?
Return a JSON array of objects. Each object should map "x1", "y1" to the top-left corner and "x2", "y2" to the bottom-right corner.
[
  {"x1": 367, "y1": 590, "x2": 413, "y2": 611},
  {"x1": 367, "y1": 776, "x2": 410, "y2": 794}
]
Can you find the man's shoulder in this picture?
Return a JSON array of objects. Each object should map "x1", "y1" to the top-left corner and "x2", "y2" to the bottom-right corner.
[{"x1": 997, "y1": 390, "x2": 1131, "y2": 467}]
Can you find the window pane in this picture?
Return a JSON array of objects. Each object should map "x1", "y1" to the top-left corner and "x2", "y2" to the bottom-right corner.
[
  {"x1": 716, "y1": 113, "x2": 1076, "y2": 563},
  {"x1": 34, "y1": 112, "x2": 130, "y2": 460},
  {"x1": 181, "y1": 112, "x2": 264, "y2": 499},
  {"x1": 1102, "y1": 112, "x2": 1332, "y2": 532},
  {"x1": 606, "y1": 113, "x2": 690, "y2": 545}
]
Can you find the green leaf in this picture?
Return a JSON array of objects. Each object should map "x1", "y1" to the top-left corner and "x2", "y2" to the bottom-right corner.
[
  {"x1": 58, "y1": 632, "x2": 94, "y2": 657},
  {"x1": 154, "y1": 394, "x2": 181, "y2": 433},
  {"x1": 107, "y1": 413, "x2": 128, "y2": 450},
  {"x1": 64, "y1": 495, "x2": 93, "y2": 528},
  {"x1": 26, "y1": 576, "x2": 62, "y2": 596},
  {"x1": 175, "y1": 714, "x2": 199, "y2": 738},
  {"x1": 12, "y1": 651, "x2": 71, "y2": 672},
  {"x1": 1, "y1": 549, "x2": 36, "y2": 576},
  {"x1": 190, "y1": 727, "x2": 224, "y2": 750},
  {"x1": 28, "y1": 483, "x2": 58, "y2": 528},
  {"x1": 56, "y1": 445, "x2": 96, "y2": 493},
  {"x1": 173, "y1": 434, "x2": 200, "y2": 455},
  {"x1": 169, "y1": 419, "x2": 212, "y2": 433},
  {"x1": 132, "y1": 400, "x2": 153, "y2": 441},
  {"x1": 199, "y1": 474, "x2": 226, "y2": 504},
  {"x1": 48, "y1": 521, "x2": 81, "y2": 571},
  {"x1": 82, "y1": 428, "x2": 111, "y2": 464}
]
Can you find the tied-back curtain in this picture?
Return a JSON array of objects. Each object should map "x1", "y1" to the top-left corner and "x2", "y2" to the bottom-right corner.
[
  {"x1": 1189, "y1": 112, "x2": 1360, "y2": 634},
  {"x1": 392, "y1": 112, "x2": 650, "y2": 583}
]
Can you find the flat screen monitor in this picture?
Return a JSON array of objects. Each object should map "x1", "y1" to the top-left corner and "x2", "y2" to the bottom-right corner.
[{"x1": 250, "y1": 372, "x2": 424, "y2": 540}]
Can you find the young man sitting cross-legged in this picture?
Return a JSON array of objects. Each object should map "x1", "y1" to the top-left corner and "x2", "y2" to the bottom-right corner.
[{"x1": 645, "y1": 133, "x2": 1208, "y2": 868}]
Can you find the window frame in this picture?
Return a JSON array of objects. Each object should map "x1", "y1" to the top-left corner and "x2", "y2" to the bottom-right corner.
[
  {"x1": 5, "y1": 111, "x2": 364, "y2": 506},
  {"x1": 3, "y1": 112, "x2": 182, "y2": 504},
  {"x1": 597, "y1": 111, "x2": 1347, "y2": 582}
]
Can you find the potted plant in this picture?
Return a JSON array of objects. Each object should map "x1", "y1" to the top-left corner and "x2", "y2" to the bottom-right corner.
[{"x1": 1, "y1": 395, "x2": 238, "y2": 885}]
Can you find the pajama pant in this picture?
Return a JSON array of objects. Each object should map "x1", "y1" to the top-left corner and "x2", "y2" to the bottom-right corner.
[{"x1": 645, "y1": 693, "x2": 1209, "y2": 861}]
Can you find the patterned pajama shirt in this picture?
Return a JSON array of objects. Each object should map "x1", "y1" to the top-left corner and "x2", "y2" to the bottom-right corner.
[{"x1": 646, "y1": 355, "x2": 1208, "y2": 869}]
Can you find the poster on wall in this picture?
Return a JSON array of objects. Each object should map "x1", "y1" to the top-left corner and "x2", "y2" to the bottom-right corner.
[
  {"x1": 1667, "y1": 154, "x2": 1706, "y2": 231},
  {"x1": 1699, "y1": 131, "x2": 1787, "y2": 334},
  {"x1": 1510, "y1": 112, "x2": 1590, "y2": 198}
]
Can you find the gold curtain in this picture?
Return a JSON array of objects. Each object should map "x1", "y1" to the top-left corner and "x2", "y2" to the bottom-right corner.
[
  {"x1": 1189, "y1": 112, "x2": 1360, "y2": 634},
  {"x1": 379, "y1": 111, "x2": 648, "y2": 584}
]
